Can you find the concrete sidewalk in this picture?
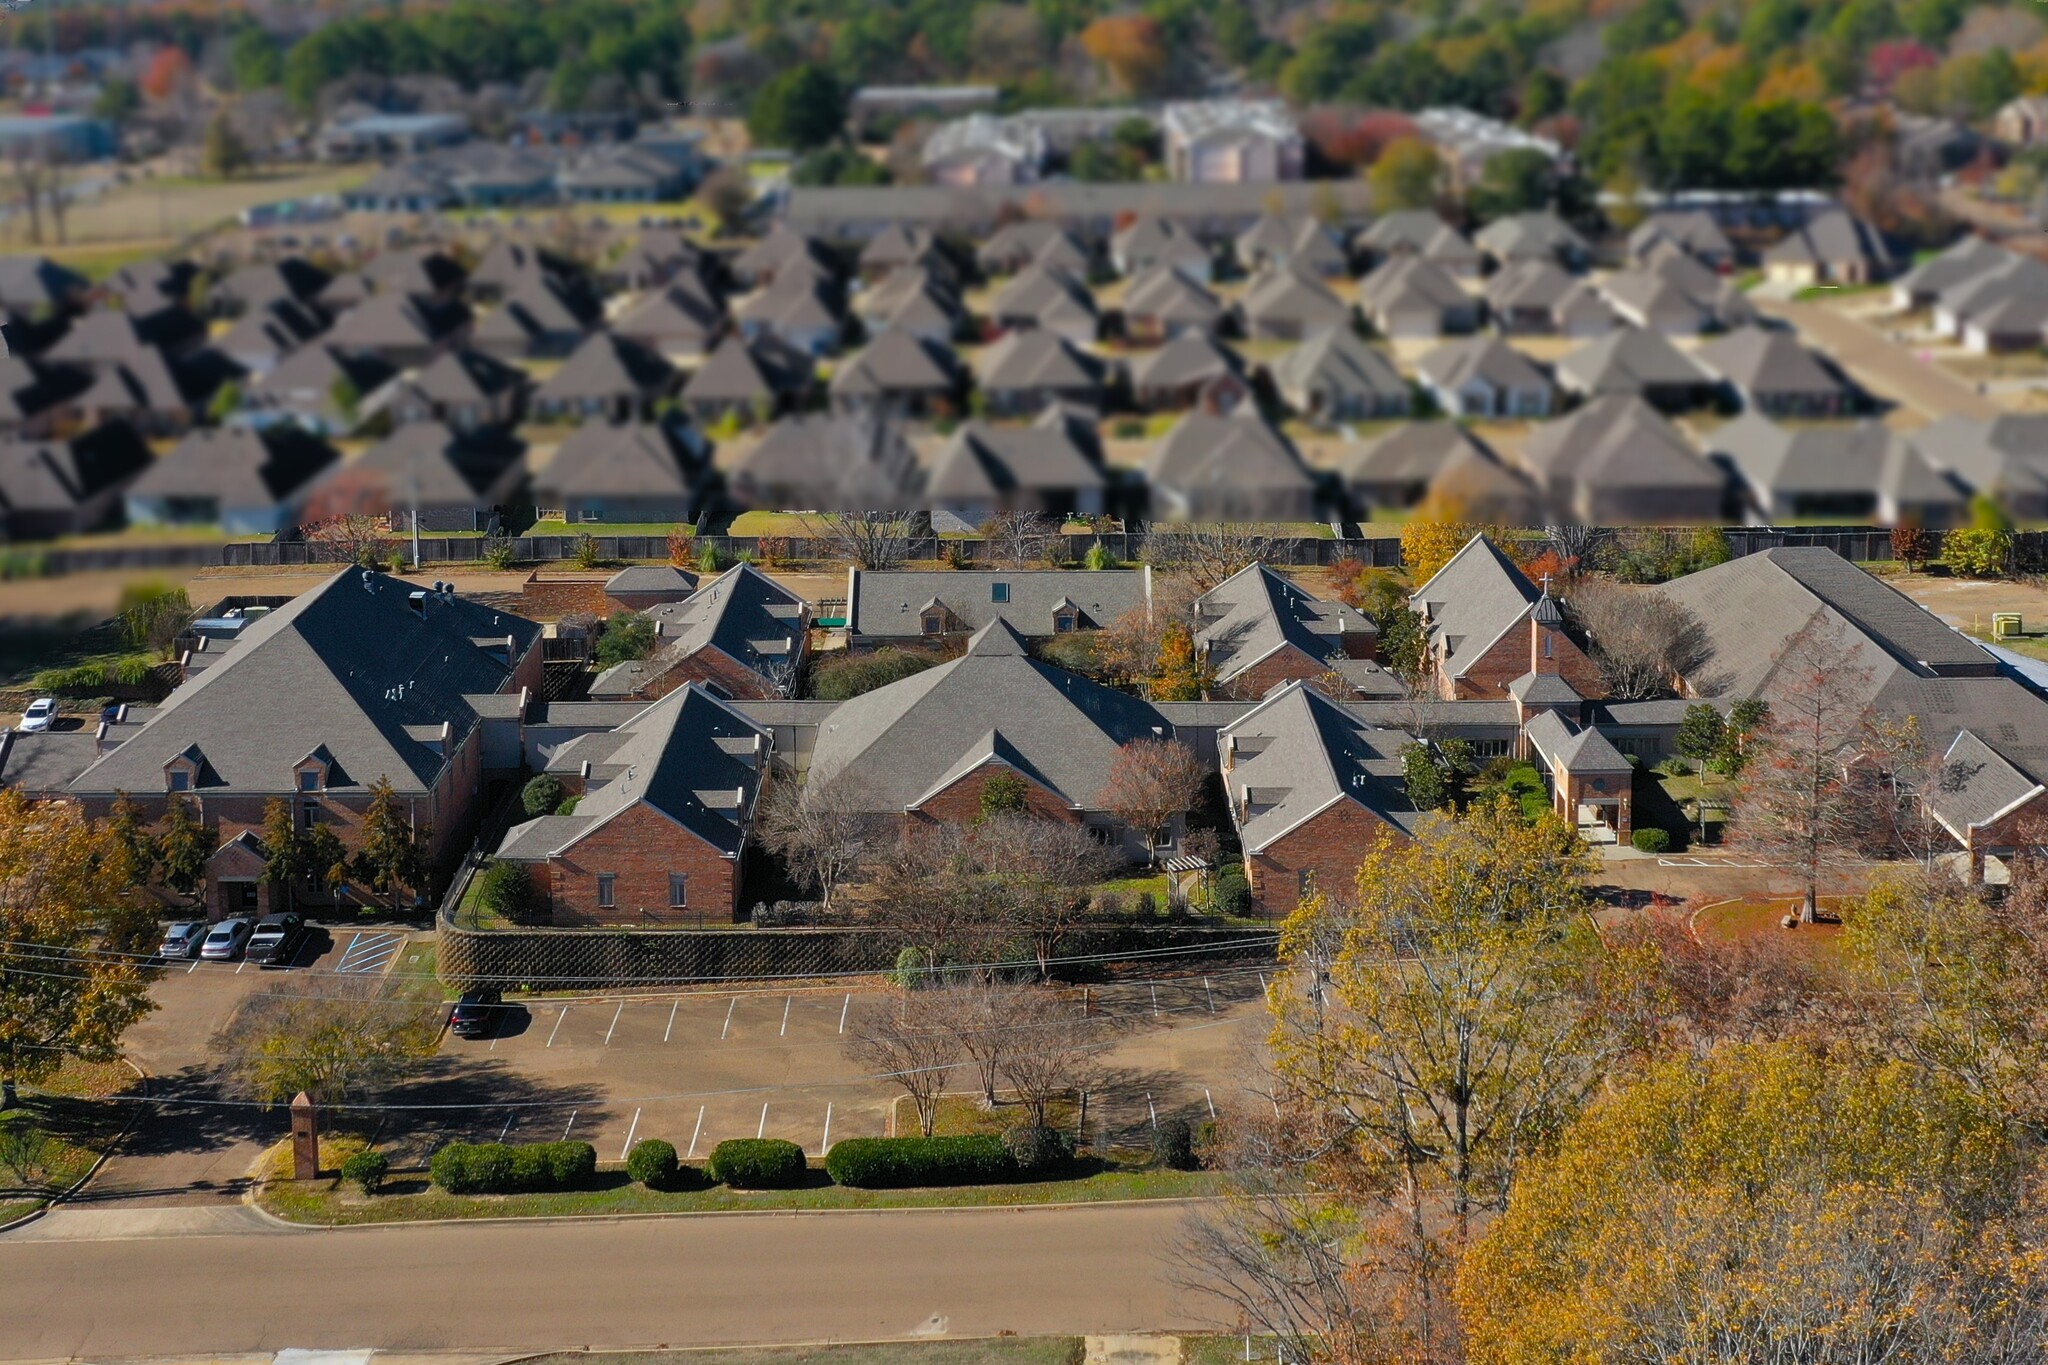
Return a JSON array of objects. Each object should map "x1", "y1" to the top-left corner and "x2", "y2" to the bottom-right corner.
[{"x1": 0, "y1": 1203, "x2": 289, "y2": 1242}]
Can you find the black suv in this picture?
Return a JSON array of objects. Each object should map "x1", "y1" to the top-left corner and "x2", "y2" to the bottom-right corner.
[
  {"x1": 449, "y1": 988, "x2": 504, "y2": 1038},
  {"x1": 244, "y1": 912, "x2": 305, "y2": 966}
]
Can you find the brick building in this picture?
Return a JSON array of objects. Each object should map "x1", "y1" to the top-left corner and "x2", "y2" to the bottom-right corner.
[
  {"x1": 1218, "y1": 682, "x2": 1419, "y2": 915},
  {"x1": 1193, "y1": 563, "x2": 1382, "y2": 701},
  {"x1": 1524, "y1": 709, "x2": 1634, "y2": 844},
  {"x1": 64, "y1": 570, "x2": 544, "y2": 918},
  {"x1": 494, "y1": 684, "x2": 769, "y2": 924},
  {"x1": 589, "y1": 564, "x2": 809, "y2": 702},
  {"x1": 1409, "y1": 535, "x2": 1604, "y2": 701}
]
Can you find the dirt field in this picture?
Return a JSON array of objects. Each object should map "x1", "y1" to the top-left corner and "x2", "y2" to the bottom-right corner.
[
  {"x1": 4, "y1": 163, "x2": 371, "y2": 250},
  {"x1": 1888, "y1": 570, "x2": 2048, "y2": 636}
]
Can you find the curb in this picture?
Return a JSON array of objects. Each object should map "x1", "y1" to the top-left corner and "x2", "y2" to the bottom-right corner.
[
  {"x1": 0, "y1": 1056, "x2": 149, "y2": 1237},
  {"x1": 253, "y1": 1191, "x2": 1223, "y2": 1233}
]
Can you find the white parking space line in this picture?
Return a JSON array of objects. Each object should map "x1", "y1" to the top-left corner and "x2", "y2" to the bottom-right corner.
[
  {"x1": 757, "y1": 1103, "x2": 768, "y2": 1139},
  {"x1": 500, "y1": 1112, "x2": 516, "y2": 1141},
  {"x1": 187, "y1": 958, "x2": 198, "y2": 974},
  {"x1": 819, "y1": 1103, "x2": 833, "y2": 1157},
  {"x1": 780, "y1": 996, "x2": 792, "y2": 1037},
  {"x1": 604, "y1": 1001, "x2": 624, "y2": 1045},
  {"x1": 620, "y1": 1108, "x2": 641, "y2": 1160},
  {"x1": 839, "y1": 994, "x2": 850, "y2": 1034},
  {"x1": 235, "y1": 958, "x2": 247, "y2": 974},
  {"x1": 664, "y1": 1000, "x2": 679, "y2": 1043},
  {"x1": 1147, "y1": 1094, "x2": 1158, "y2": 1130},
  {"x1": 687, "y1": 1105, "x2": 705, "y2": 1159},
  {"x1": 547, "y1": 1006, "x2": 568, "y2": 1048},
  {"x1": 563, "y1": 1108, "x2": 578, "y2": 1140},
  {"x1": 1204, "y1": 978, "x2": 1215, "y2": 1013},
  {"x1": 1150, "y1": 984, "x2": 1160, "y2": 1017},
  {"x1": 1205, "y1": 1089, "x2": 1216, "y2": 1118},
  {"x1": 721, "y1": 998, "x2": 736, "y2": 1040}
]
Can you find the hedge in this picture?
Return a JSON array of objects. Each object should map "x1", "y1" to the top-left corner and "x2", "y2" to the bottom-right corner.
[
  {"x1": 430, "y1": 1140, "x2": 597, "y2": 1194},
  {"x1": 1631, "y1": 828, "x2": 1672, "y2": 853},
  {"x1": 824, "y1": 1135, "x2": 1016, "y2": 1189},
  {"x1": 707, "y1": 1138, "x2": 808, "y2": 1189},
  {"x1": 340, "y1": 1148, "x2": 389, "y2": 1194}
]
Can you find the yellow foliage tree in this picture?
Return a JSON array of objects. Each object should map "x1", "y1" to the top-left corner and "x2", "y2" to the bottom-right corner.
[
  {"x1": 1756, "y1": 59, "x2": 1827, "y2": 103},
  {"x1": 1079, "y1": 15, "x2": 1169, "y2": 96},
  {"x1": 1366, "y1": 136, "x2": 1444, "y2": 213},
  {"x1": 0, "y1": 791, "x2": 156, "y2": 1109},
  {"x1": 1457, "y1": 1043, "x2": 2043, "y2": 1364},
  {"x1": 1400, "y1": 515, "x2": 1480, "y2": 584}
]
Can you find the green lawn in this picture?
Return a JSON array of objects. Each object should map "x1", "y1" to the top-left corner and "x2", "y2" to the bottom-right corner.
[
  {"x1": 259, "y1": 1157, "x2": 1222, "y2": 1226},
  {"x1": 726, "y1": 511, "x2": 826, "y2": 536},
  {"x1": 0, "y1": 1057, "x2": 136, "y2": 1224},
  {"x1": 1095, "y1": 874, "x2": 1172, "y2": 903}
]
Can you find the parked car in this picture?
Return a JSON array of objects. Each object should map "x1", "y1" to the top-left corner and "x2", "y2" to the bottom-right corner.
[
  {"x1": 244, "y1": 912, "x2": 305, "y2": 966},
  {"x1": 449, "y1": 988, "x2": 503, "y2": 1038},
  {"x1": 17, "y1": 698, "x2": 56, "y2": 732},
  {"x1": 200, "y1": 917, "x2": 253, "y2": 961},
  {"x1": 158, "y1": 921, "x2": 208, "y2": 961}
]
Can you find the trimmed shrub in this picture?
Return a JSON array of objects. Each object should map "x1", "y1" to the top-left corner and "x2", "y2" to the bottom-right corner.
[
  {"x1": 808, "y1": 648, "x2": 940, "y2": 701},
  {"x1": 429, "y1": 1140, "x2": 596, "y2": 1194},
  {"x1": 1631, "y1": 828, "x2": 1672, "y2": 854},
  {"x1": 474, "y1": 859, "x2": 539, "y2": 922},
  {"x1": 825, "y1": 1135, "x2": 1016, "y2": 1188},
  {"x1": 1212, "y1": 864, "x2": 1251, "y2": 915},
  {"x1": 626, "y1": 1138, "x2": 680, "y2": 1189},
  {"x1": 522, "y1": 773, "x2": 564, "y2": 817},
  {"x1": 1002, "y1": 1124, "x2": 1074, "y2": 1175},
  {"x1": 707, "y1": 1138, "x2": 808, "y2": 1189},
  {"x1": 1153, "y1": 1114, "x2": 1198, "y2": 1171},
  {"x1": 340, "y1": 1148, "x2": 389, "y2": 1194}
]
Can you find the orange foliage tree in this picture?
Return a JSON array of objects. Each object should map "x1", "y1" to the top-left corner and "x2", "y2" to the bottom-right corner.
[
  {"x1": 1080, "y1": 15, "x2": 1169, "y2": 96},
  {"x1": 141, "y1": 46, "x2": 194, "y2": 102}
]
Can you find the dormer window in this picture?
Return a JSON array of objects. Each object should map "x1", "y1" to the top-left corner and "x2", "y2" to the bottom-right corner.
[
  {"x1": 299, "y1": 770, "x2": 322, "y2": 793},
  {"x1": 1054, "y1": 610, "x2": 1078, "y2": 633},
  {"x1": 168, "y1": 770, "x2": 191, "y2": 792},
  {"x1": 922, "y1": 613, "x2": 944, "y2": 636},
  {"x1": 990, "y1": 582, "x2": 1011, "y2": 603}
]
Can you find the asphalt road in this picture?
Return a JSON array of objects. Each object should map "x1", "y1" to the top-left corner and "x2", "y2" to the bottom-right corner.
[{"x1": 0, "y1": 1203, "x2": 1205, "y2": 1358}]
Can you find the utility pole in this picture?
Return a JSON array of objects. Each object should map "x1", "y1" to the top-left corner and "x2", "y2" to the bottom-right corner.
[{"x1": 409, "y1": 443, "x2": 422, "y2": 571}]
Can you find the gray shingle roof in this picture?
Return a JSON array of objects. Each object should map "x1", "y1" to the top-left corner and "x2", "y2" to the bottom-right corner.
[
  {"x1": 682, "y1": 333, "x2": 812, "y2": 405},
  {"x1": 128, "y1": 426, "x2": 338, "y2": 506},
  {"x1": 1409, "y1": 533, "x2": 1539, "y2": 680},
  {"x1": 1708, "y1": 413, "x2": 1962, "y2": 512},
  {"x1": 1241, "y1": 263, "x2": 1351, "y2": 329},
  {"x1": 976, "y1": 329, "x2": 1109, "y2": 394},
  {"x1": 1357, "y1": 255, "x2": 1469, "y2": 318},
  {"x1": 1132, "y1": 333, "x2": 1244, "y2": 390},
  {"x1": 593, "y1": 564, "x2": 808, "y2": 698},
  {"x1": 344, "y1": 420, "x2": 526, "y2": 506},
  {"x1": 69, "y1": 570, "x2": 540, "y2": 798},
  {"x1": 606, "y1": 565, "x2": 698, "y2": 596},
  {"x1": 1194, "y1": 563, "x2": 1375, "y2": 686},
  {"x1": 1219, "y1": 682, "x2": 1415, "y2": 853},
  {"x1": 808, "y1": 616, "x2": 1168, "y2": 812},
  {"x1": 989, "y1": 263, "x2": 1099, "y2": 330},
  {"x1": 1123, "y1": 264, "x2": 1225, "y2": 328},
  {"x1": 1519, "y1": 396, "x2": 1723, "y2": 523},
  {"x1": 1343, "y1": 422, "x2": 1493, "y2": 490},
  {"x1": 1235, "y1": 214, "x2": 1348, "y2": 272},
  {"x1": 1763, "y1": 209, "x2": 1895, "y2": 275},
  {"x1": 1627, "y1": 210, "x2": 1734, "y2": 264},
  {"x1": 534, "y1": 332, "x2": 676, "y2": 405},
  {"x1": 1473, "y1": 211, "x2": 1589, "y2": 264},
  {"x1": 1145, "y1": 407, "x2": 1315, "y2": 505},
  {"x1": 926, "y1": 417, "x2": 1106, "y2": 502},
  {"x1": 1272, "y1": 330, "x2": 1407, "y2": 409},
  {"x1": 1361, "y1": 210, "x2": 1479, "y2": 267},
  {"x1": 0, "y1": 424, "x2": 150, "y2": 516},
  {"x1": 730, "y1": 413, "x2": 924, "y2": 508},
  {"x1": 850, "y1": 568, "x2": 1148, "y2": 638},
  {"x1": 1695, "y1": 326, "x2": 1847, "y2": 403},
  {"x1": 828, "y1": 328, "x2": 961, "y2": 397},
  {"x1": 1416, "y1": 336, "x2": 1549, "y2": 394},
  {"x1": 1555, "y1": 326, "x2": 1708, "y2": 397},
  {"x1": 1926, "y1": 729, "x2": 2047, "y2": 839},
  {"x1": 538, "y1": 422, "x2": 699, "y2": 502}
]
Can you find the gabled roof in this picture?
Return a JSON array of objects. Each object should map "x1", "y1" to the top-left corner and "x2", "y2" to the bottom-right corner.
[
  {"x1": 989, "y1": 263, "x2": 1099, "y2": 326},
  {"x1": 682, "y1": 332, "x2": 812, "y2": 404},
  {"x1": 69, "y1": 569, "x2": 541, "y2": 798},
  {"x1": 978, "y1": 220, "x2": 1088, "y2": 273},
  {"x1": 1357, "y1": 255, "x2": 1468, "y2": 317},
  {"x1": 1272, "y1": 330, "x2": 1407, "y2": 406},
  {"x1": 1523, "y1": 708, "x2": 1629, "y2": 773},
  {"x1": 1416, "y1": 336, "x2": 1550, "y2": 395},
  {"x1": 345, "y1": 420, "x2": 526, "y2": 504},
  {"x1": 1925, "y1": 729, "x2": 2048, "y2": 840},
  {"x1": 1555, "y1": 326, "x2": 1708, "y2": 396},
  {"x1": 1709, "y1": 413, "x2": 1962, "y2": 509},
  {"x1": 1483, "y1": 258, "x2": 1578, "y2": 312},
  {"x1": 1911, "y1": 413, "x2": 2048, "y2": 504},
  {"x1": 250, "y1": 343, "x2": 394, "y2": 412},
  {"x1": 808, "y1": 617, "x2": 1168, "y2": 812},
  {"x1": 733, "y1": 224, "x2": 836, "y2": 281},
  {"x1": 1473, "y1": 210, "x2": 1588, "y2": 263},
  {"x1": 594, "y1": 564, "x2": 808, "y2": 697},
  {"x1": 409, "y1": 347, "x2": 526, "y2": 406},
  {"x1": 732, "y1": 413, "x2": 923, "y2": 508},
  {"x1": 1627, "y1": 209, "x2": 1734, "y2": 263},
  {"x1": 1764, "y1": 208, "x2": 1895, "y2": 274},
  {"x1": 1132, "y1": 333, "x2": 1244, "y2": 390},
  {"x1": 976, "y1": 329, "x2": 1108, "y2": 393},
  {"x1": 1235, "y1": 214, "x2": 1347, "y2": 272},
  {"x1": 214, "y1": 258, "x2": 332, "y2": 315},
  {"x1": 1145, "y1": 407, "x2": 1315, "y2": 502},
  {"x1": 363, "y1": 247, "x2": 466, "y2": 298},
  {"x1": 467, "y1": 239, "x2": 573, "y2": 296},
  {"x1": 1123, "y1": 264, "x2": 1225, "y2": 327},
  {"x1": 1241, "y1": 263, "x2": 1350, "y2": 328},
  {"x1": 734, "y1": 275, "x2": 846, "y2": 335},
  {"x1": 1519, "y1": 396, "x2": 1722, "y2": 516},
  {"x1": 47, "y1": 309, "x2": 154, "y2": 365},
  {"x1": 502, "y1": 684, "x2": 767, "y2": 860},
  {"x1": 1194, "y1": 563, "x2": 1375, "y2": 686},
  {"x1": 1111, "y1": 215, "x2": 1208, "y2": 270},
  {"x1": 128, "y1": 426, "x2": 338, "y2": 506},
  {"x1": 1695, "y1": 326, "x2": 1847, "y2": 401},
  {"x1": 533, "y1": 331, "x2": 675, "y2": 404},
  {"x1": 0, "y1": 255, "x2": 87, "y2": 312},
  {"x1": 473, "y1": 274, "x2": 599, "y2": 345},
  {"x1": 1892, "y1": 234, "x2": 2010, "y2": 301},
  {"x1": 828, "y1": 327, "x2": 961, "y2": 397},
  {"x1": 1361, "y1": 210, "x2": 1478, "y2": 265},
  {"x1": 0, "y1": 424, "x2": 151, "y2": 515},
  {"x1": 606, "y1": 565, "x2": 698, "y2": 597},
  {"x1": 1344, "y1": 422, "x2": 1494, "y2": 489},
  {"x1": 926, "y1": 417, "x2": 1106, "y2": 502},
  {"x1": 1409, "y1": 534, "x2": 1539, "y2": 679},
  {"x1": 328, "y1": 291, "x2": 470, "y2": 352},
  {"x1": 614, "y1": 278, "x2": 725, "y2": 348},
  {"x1": 217, "y1": 298, "x2": 325, "y2": 362},
  {"x1": 1219, "y1": 681, "x2": 1416, "y2": 853},
  {"x1": 850, "y1": 568, "x2": 1144, "y2": 637},
  {"x1": 538, "y1": 422, "x2": 698, "y2": 502}
]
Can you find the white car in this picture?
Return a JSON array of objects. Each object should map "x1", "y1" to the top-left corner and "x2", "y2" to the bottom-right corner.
[
  {"x1": 200, "y1": 918, "x2": 253, "y2": 962},
  {"x1": 16, "y1": 698, "x2": 56, "y2": 733}
]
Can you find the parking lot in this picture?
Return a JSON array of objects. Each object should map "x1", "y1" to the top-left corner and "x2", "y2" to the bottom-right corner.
[{"x1": 84, "y1": 939, "x2": 1271, "y2": 1205}]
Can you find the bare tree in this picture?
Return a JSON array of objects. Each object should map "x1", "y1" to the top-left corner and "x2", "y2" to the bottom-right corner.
[
  {"x1": 999, "y1": 987, "x2": 1102, "y2": 1126},
  {"x1": 302, "y1": 512, "x2": 396, "y2": 568},
  {"x1": 1543, "y1": 523, "x2": 1609, "y2": 569},
  {"x1": 757, "y1": 780, "x2": 881, "y2": 909},
  {"x1": 846, "y1": 989, "x2": 955, "y2": 1136},
  {"x1": 1096, "y1": 738, "x2": 1207, "y2": 866},
  {"x1": 870, "y1": 824, "x2": 1005, "y2": 969},
  {"x1": 798, "y1": 511, "x2": 914, "y2": 569},
  {"x1": 40, "y1": 149, "x2": 66, "y2": 246},
  {"x1": 1732, "y1": 616, "x2": 1882, "y2": 923},
  {"x1": 1566, "y1": 579, "x2": 1710, "y2": 700},
  {"x1": 1095, "y1": 572, "x2": 1199, "y2": 689},
  {"x1": 981, "y1": 511, "x2": 1058, "y2": 568},
  {"x1": 967, "y1": 814, "x2": 1120, "y2": 978},
  {"x1": 1139, "y1": 525, "x2": 1286, "y2": 592},
  {"x1": 8, "y1": 147, "x2": 43, "y2": 247},
  {"x1": 931, "y1": 979, "x2": 1031, "y2": 1108}
]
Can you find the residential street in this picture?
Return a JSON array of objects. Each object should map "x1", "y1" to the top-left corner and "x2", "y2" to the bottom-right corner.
[
  {"x1": 0, "y1": 1203, "x2": 1204, "y2": 1357},
  {"x1": 1753, "y1": 294, "x2": 2002, "y2": 423}
]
